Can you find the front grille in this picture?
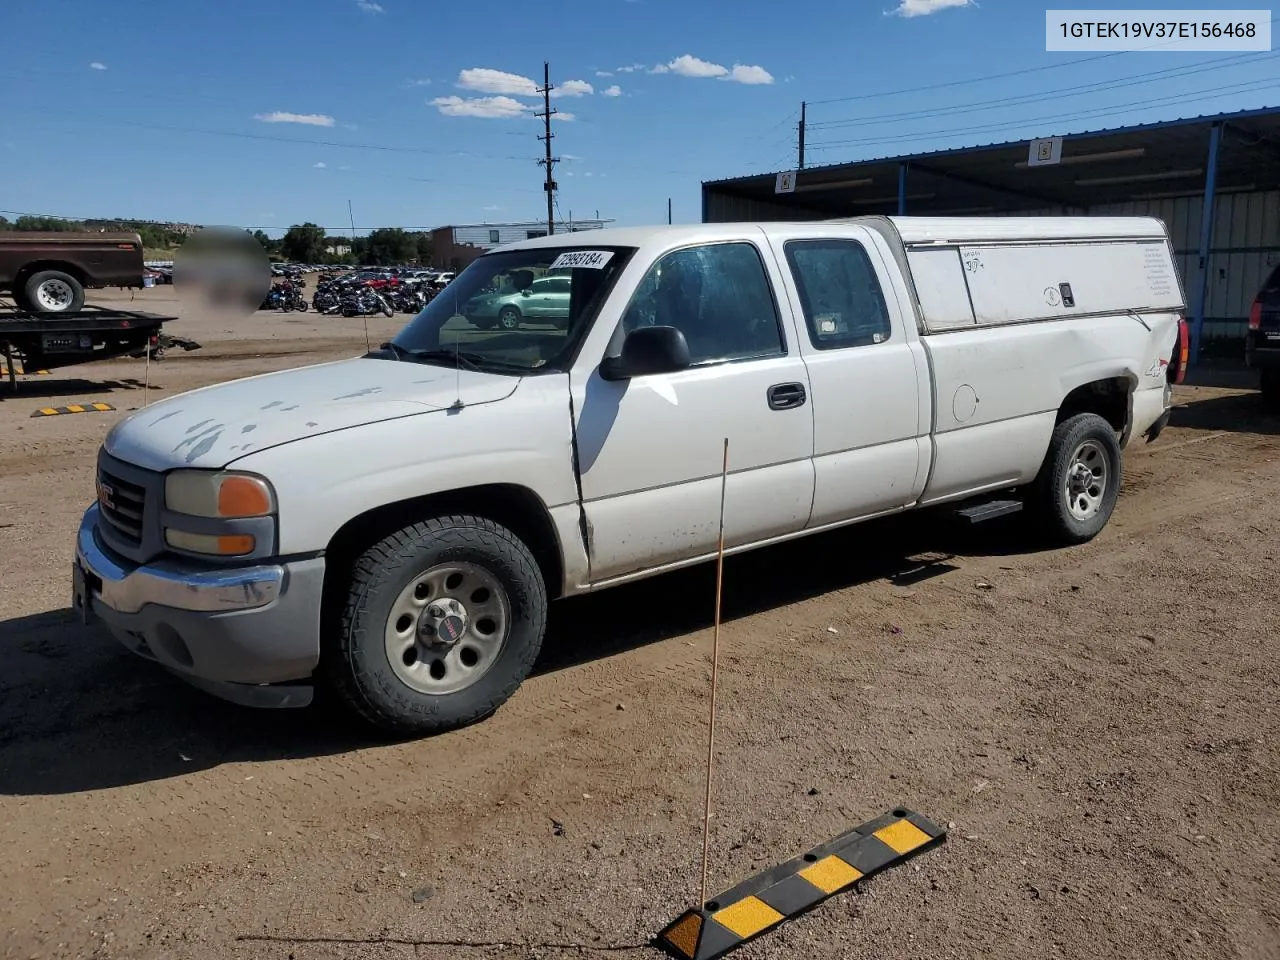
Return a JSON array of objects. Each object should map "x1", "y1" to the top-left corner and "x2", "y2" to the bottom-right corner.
[{"x1": 97, "y1": 467, "x2": 147, "y2": 545}]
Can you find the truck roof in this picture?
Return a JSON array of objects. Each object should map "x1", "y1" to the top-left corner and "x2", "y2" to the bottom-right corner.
[{"x1": 495, "y1": 215, "x2": 1171, "y2": 256}]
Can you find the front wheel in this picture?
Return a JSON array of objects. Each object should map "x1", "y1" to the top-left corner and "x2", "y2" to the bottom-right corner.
[
  {"x1": 1027, "y1": 412, "x2": 1122, "y2": 546},
  {"x1": 325, "y1": 514, "x2": 548, "y2": 737},
  {"x1": 498, "y1": 306, "x2": 521, "y2": 330}
]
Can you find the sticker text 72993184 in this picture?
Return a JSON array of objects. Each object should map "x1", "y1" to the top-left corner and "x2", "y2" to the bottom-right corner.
[{"x1": 549, "y1": 250, "x2": 614, "y2": 270}]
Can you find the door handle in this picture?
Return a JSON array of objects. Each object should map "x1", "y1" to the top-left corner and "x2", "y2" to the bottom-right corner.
[{"x1": 767, "y1": 382, "x2": 806, "y2": 410}]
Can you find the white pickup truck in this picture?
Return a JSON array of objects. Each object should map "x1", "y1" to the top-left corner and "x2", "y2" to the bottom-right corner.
[{"x1": 73, "y1": 216, "x2": 1189, "y2": 735}]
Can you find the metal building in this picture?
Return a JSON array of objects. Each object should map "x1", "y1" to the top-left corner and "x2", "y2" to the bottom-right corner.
[
  {"x1": 429, "y1": 218, "x2": 614, "y2": 271},
  {"x1": 701, "y1": 106, "x2": 1280, "y2": 362}
]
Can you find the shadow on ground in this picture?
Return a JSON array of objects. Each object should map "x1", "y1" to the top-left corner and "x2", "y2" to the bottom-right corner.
[
  {"x1": 0, "y1": 508, "x2": 1035, "y2": 796},
  {"x1": 0, "y1": 377, "x2": 156, "y2": 402},
  {"x1": 1169, "y1": 387, "x2": 1279, "y2": 436}
]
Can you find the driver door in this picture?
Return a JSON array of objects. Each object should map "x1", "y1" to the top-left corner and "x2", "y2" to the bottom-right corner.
[{"x1": 570, "y1": 240, "x2": 816, "y2": 584}]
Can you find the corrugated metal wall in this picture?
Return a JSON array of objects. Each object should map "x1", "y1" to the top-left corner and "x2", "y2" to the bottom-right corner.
[{"x1": 703, "y1": 186, "x2": 1280, "y2": 341}]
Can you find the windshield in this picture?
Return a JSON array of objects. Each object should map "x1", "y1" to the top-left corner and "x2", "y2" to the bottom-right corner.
[{"x1": 387, "y1": 246, "x2": 633, "y2": 373}]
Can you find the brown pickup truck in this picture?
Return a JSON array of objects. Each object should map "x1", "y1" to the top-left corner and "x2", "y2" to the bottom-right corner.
[{"x1": 0, "y1": 231, "x2": 145, "y2": 314}]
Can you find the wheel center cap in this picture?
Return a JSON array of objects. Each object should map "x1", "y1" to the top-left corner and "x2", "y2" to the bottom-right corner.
[{"x1": 419, "y1": 599, "x2": 468, "y2": 649}]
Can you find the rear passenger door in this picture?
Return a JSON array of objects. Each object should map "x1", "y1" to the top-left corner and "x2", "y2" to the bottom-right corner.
[{"x1": 765, "y1": 227, "x2": 931, "y2": 526}]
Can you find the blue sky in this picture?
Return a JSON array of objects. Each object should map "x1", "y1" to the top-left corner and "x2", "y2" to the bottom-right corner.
[{"x1": 2, "y1": 0, "x2": 1277, "y2": 235}]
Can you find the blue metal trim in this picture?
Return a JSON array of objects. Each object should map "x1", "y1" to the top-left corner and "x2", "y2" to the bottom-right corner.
[
  {"x1": 898, "y1": 162, "x2": 908, "y2": 215},
  {"x1": 1190, "y1": 122, "x2": 1223, "y2": 365},
  {"x1": 702, "y1": 104, "x2": 1280, "y2": 187}
]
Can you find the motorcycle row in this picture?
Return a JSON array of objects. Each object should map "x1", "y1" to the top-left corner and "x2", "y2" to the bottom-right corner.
[{"x1": 259, "y1": 273, "x2": 441, "y2": 318}]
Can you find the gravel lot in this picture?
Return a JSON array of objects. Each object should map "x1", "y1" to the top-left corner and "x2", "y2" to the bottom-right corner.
[{"x1": 1, "y1": 287, "x2": 1277, "y2": 960}]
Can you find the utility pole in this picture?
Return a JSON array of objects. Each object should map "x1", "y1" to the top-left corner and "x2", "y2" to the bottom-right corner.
[
  {"x1": 668, "y1": 198, "x2": 672, "y2": 224},
  {"x1": 798, "y1": 101, "x2": 806, "y2": 170},
  {"x1": 535, "y1": 62, "x2": 559, "y2": 236}
]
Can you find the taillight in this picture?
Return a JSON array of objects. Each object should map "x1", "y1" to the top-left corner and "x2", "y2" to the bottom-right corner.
[
  {"x1": 1169, "y1": 317, "x2": 1190, "y2": 385},
  {"x1": 1249, "y1": 299, "x2": 1262, "y2": 330}
]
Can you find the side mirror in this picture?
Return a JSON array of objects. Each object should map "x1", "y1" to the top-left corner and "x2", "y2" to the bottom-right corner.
[
  {"x1": 521, "y1": 288, "x2": 531, "y2": 297},
  {"x1": 600, "y1": 325, "x2": 691, "y2": 380}
]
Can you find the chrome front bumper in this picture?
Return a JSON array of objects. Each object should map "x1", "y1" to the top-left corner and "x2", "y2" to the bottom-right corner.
[
  {"x1": 73, "y1": 503, "x2": 325, "y2": 706},
  {"x1": 75, "y1": 504, "x2": 284, "y2": 614}
]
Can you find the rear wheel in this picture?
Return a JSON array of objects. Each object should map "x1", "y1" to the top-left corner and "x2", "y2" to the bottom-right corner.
[
  {"x1": 1028, "y1": 412, "x2": 1122, "y2": 546},
  {"x1": 23, "y1": 270, "x2": 85, "y2": 314},
  {"x1": 498, "y1": 306, "x2": 521, "y2": 330},
  {"x1": 325, "y1": 514, "x2": 547, "y2": 737}
]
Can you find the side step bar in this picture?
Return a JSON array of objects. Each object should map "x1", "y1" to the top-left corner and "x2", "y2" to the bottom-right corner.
[{"x1": 953, "y1": 499, "x2": 1023, "y2": 524}]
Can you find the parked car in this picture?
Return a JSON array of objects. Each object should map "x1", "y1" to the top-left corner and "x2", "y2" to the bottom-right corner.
[
  {"x1": 73, "y1": 216, "x2": 1187, "y2": 736},
  {"x1": 1246, "y1": 260, "x2": 1280, "y2": 409},
  {"x1": 0, "y1": 231, "x2": 144, "y2": 313},
  {"x1": 463, "y1": 273, "x2": 571, "y2": 329}
]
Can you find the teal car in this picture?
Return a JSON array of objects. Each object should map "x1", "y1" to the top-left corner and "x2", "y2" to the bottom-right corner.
[{"x1": 464, "y1": 274, "x2": 571, "y2": 330}]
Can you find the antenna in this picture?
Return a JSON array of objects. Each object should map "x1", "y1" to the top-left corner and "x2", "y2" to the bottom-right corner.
[
  {"x1": 349, "y1": 199, "x2": 370, "y2": 352},
  {"x1": 450, "y1": 287, "x2": 464, "y2": 411},
  {"x1": 535, "y1": 62, "x2": 559, "y2": 236}
]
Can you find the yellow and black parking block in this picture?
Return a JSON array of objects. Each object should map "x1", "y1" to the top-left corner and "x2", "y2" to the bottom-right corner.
[
  {"x1": 656, "y1": 807, "x2": 946, "y2": 959},
  {"x1": 0, "y1": 366, "x2": 51, "y2": 376},
  {"x1": 30, "y1": 402, "x2": 115, "y2": 418}
]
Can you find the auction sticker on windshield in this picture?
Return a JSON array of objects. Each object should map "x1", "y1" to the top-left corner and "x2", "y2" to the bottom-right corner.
[{"x1": 550, "y1": 250, "x2": 614, "y2": 270}]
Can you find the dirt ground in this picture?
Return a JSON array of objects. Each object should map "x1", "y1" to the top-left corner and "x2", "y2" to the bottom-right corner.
[{"x1": 1, "y1": 287, "x2": 1277, "y2": 960}]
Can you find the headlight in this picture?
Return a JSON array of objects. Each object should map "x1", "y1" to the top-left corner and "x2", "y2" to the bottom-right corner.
[
  {"x1": 165, "y1": 470, "x2": 275, "y2": 518},
  {"x1": 163, "y1": 470, "x2": 276, "y2": 558}
]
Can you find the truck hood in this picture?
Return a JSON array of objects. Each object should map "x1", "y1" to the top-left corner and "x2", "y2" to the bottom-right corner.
[{"x1": 104, "y1": 356, "x2": 521, "y2": 471}]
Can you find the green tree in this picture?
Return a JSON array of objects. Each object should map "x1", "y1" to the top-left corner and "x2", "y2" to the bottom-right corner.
[
  {"x1": 280, "y1": 222, "x2": 326, "y2": 263},
  {"x1": 413, "y1": 231, "x2": 433, "y2": 265},
  {"x1": 364, "y1": 227, "x2": 416, "y2": 266}
]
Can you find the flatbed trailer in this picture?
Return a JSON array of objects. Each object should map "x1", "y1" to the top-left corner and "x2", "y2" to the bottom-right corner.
[{"x1": 0, "y1": 304, "x2": 197, "y2": 391}]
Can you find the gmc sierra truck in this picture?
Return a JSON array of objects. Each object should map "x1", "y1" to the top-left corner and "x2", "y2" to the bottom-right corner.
[{"x1": 73, "y1": 216, "x2": 1189, "y2": 737}]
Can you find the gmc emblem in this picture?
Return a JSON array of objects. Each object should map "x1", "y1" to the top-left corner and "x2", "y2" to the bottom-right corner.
[{"x1": 97, "y1": 480, "x2": 115, "y2": 511}]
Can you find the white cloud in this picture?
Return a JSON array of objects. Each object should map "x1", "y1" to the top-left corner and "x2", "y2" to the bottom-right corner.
[
  {"x1": 431, "y1": 95, "x2": 529, "y2": 119},
  {"x1": 722, "y1": 64, "x2": 773, "y2": 85},
  {"x1": 407, "y1": 78, "x2": 432, "y2": 86},
  {"x1": 356, "y1": 0, "x2": 384, "y2": 11},
  {"x1": 615, "y1": 63, "x2": 646, "y2": 73},
  {"x1": 339, "y1": 165, "x2": 353, "y2": 171},
  {"x1": 253, "y1": 111, "x2": 336, "y2": 127},
  {"x1": 554, "y1": 111, "x2": 577, "y2": 121},
  {"x1": 650, "y1": 55, "x2": 774, "y2": 85},
  {"x1": 313, "y1": 162, "x2": 326, "y2": 168},
  {"x1": 457, "y1": 67, "x2": 538, "y2": 97},
  {"x1": 561, "y1": 153, "x2": 584, "y2": 161},
  {"x1": 602, "y1": 84, "x2": 622, "y2": 97},
  {"x1": 89, "y1": 61, "x2": 107, "y2": 70},
  {"x1": 585, "y1": 172, "x2": 593, "y2": 177},
  {"x1": 483, "y1": 205, "x2": 503, "y2": 211},
  {"x1": 888, "y1": 0, "x2": 974, "y2": 17},
  {"x1": 553, "y1": 79, "x2": 593, "y2": 98},
  {"x1": 665, "y1": 55, "x2": 727, "y2": 78},
  {"x1": 595, "y1": 70, "x2": 613, "y2": 77}
]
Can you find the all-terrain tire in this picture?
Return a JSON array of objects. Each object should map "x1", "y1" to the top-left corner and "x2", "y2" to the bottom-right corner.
[
  {"x1": 324, "y1": 514, "x2": 547, "y2": 738},
  {"x1": 23, "y1": 270, "x2": 85, "y2": 314},
  {"x1": 1028, "y1": 412, "x2": 1122, "y2": 546}
]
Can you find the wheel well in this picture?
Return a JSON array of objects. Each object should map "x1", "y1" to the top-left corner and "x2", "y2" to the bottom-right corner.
[
  {"x1": 14, "y1": 261, "x2": 87, "y2": 287},
  {"x1": 1056, "y1": 377, "x2": 1131, "y2": 434},
  {"x1": 319, "y1": 484, "x2": 567, "y2": 638}
]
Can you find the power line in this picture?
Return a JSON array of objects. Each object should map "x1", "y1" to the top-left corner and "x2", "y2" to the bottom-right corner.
[
  {"x1": 805, "y1": 15, "x2": 1280, "y2": 106},
  {"x1": 807, "y1": 78, "x2": 1280, "y2": 151},
  {"x1": 807, "y1": 50, "x2": 1279, "y2": 130}
]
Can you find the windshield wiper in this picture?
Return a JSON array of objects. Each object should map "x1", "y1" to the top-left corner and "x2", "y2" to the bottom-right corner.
[{"x1": 399, "y1": 348, "x2": 530, "y2": 373}]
